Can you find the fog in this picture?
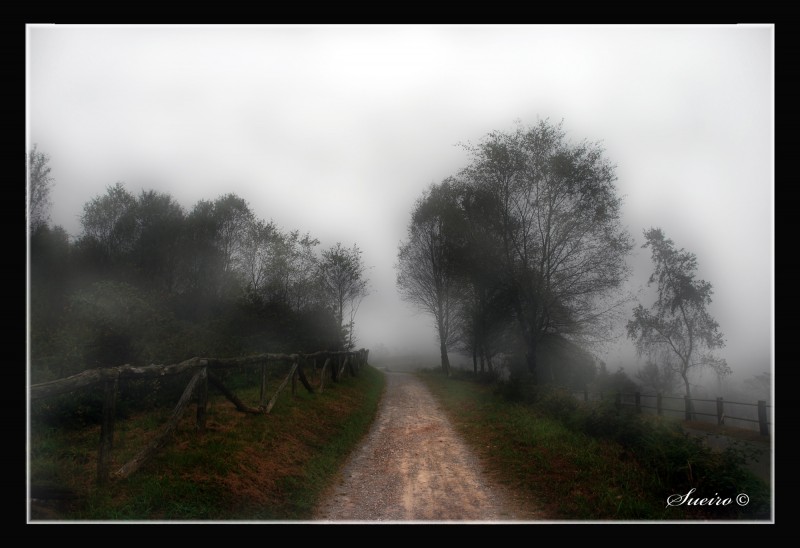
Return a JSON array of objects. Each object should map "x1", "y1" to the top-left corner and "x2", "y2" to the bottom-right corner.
[{"x1": 27, "y1": 25, "x2": 773, "y2": 393}]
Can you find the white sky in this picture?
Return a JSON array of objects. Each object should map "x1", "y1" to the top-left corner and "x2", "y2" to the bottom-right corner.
[{"x1": 26, "y1": 24, "x2": 773, "y2": 382}]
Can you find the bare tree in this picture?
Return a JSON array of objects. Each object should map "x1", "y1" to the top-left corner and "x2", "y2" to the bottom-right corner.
[{"x1": 27, "y1": 144, "x2": 54, "y2": 230}]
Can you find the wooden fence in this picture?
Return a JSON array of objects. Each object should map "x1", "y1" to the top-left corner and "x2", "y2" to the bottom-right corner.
[
  {"x1": 30, "y1": 348, "x2": 370, "y2": 485},
  {"x1": 574, "y1": 389, "x2": 771, "y2": 436}
]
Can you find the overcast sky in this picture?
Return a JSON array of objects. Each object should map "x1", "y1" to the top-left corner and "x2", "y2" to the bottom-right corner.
[{"x1": 26, "y1": 24, "x2": 773, "y2": 382}]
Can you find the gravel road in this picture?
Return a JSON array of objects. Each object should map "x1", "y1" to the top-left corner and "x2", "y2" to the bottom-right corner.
[{"x1": 313, "y1": 370, "x2": 544, "y2": 522}]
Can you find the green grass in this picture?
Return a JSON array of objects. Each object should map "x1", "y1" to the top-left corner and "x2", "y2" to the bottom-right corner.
[
  {"x1": 418, "y1": 370, "x2": 771, "y2": 521},
  {"x1": 29, "y1": 364, "x2": 385, "y2": 521}
]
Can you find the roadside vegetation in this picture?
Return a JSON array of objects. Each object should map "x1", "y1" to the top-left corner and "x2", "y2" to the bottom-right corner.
[
  {"x1": 418, "y1": 369, "x2": 770, "y2": 521},
  {"x1": 30, "y1": 365, "x2": 384, "y2": 520}
]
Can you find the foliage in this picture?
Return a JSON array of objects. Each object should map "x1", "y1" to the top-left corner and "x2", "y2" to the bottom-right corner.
[
  {"x1": 397, "y1": 119, "x2": 633, "y2": 384},
  {"x1": 423, "y1": 372, "x2": 770, "y2": 520},
  {"x1": 318, "y1": 242, "x2": 369, "y2": 350},
  {"x1": 460, "y1": 120, "x2": 634, "y2": 378},
  {"x1": 27, "y1": 144, "x2": 54, "y2": 230},
  {"x1": 29, "y1": 181, "x2": 354, "y2": 386},
  {"x1": 627, "y1": 228, "x2": 730, "y2": 400}
]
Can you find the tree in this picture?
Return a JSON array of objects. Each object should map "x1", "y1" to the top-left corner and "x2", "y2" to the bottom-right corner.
[
  {"x1": 396, "y1": 180, "x2": 463, "y2": 375},
  {"x1": 462, "y1": 120, "x2": 633, "y2": 380},
  {"x1": 131, "y1": 189, "x2": 185, "y2": 293},
  {"x1": 79, "y1": 182, "x2": 138, "y2": 263},
  {"x1": 237, "y1": 218, "x2": 279, "y2": 301},
  {"x1": 450, "y1": 181, "x2": 516, "y2": 375},
  {"x1": 627, "y1": 228, "x2": 731, "y2": 407},
  {"x1": 213, "y1": 193, "x2": 254, "y2": 275},
  {"x1": 27, "y1": 144, "x2": 54, "y2": 230},
  {"x1": 319, "y1": 243, "x2": 369, "y2": 350}
]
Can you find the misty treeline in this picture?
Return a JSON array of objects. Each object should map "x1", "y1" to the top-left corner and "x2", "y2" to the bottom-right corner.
[
  {"x1": 397, "y1": 119, "x2": 735, "y2": 400},
  {"x1": 28, "y1": 147, "x2": 368, "y2": 384}
]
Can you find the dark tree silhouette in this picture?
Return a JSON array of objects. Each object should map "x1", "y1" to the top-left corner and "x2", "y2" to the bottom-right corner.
[{"x1": 627, "y1": 228, "x2": 730, "y2": 406}]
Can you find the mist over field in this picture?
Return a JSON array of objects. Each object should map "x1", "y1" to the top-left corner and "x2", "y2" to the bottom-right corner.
[{"x1": 28, "y1": 24, "x2": 772, "y2": 405}]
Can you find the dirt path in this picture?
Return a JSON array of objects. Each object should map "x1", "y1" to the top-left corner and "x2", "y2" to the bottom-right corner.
[{"x1": 313, "y1": 370, "x2": 544, "y2": 522}]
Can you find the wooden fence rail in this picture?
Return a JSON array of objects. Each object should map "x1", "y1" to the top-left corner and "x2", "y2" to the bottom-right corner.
[
  {"x1": 576, "y1": 389, "x2": 772, "y2": 436},
  {"x1": 30, "y1": 348, "x2": 370, "y2": 485}
]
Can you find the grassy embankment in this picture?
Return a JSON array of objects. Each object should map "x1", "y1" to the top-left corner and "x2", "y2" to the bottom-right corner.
[
  {"x1": 30, "y1": 364, "x2": 385, "y2": 520},
  {"x1": 418, "y1": 369, "x2": 770, "y2": 521}
]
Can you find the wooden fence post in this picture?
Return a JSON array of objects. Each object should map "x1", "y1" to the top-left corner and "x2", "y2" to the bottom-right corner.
[
  {"x1": 196, "y1": 367, "x2": 208, "y2": 434},
  {"x1": 113, "y1": 367, "x2": 207, "y2": 481},
  {"x1": 291, "y1": 367, "x2": 298, "y2": 396},
  {"x1": 758, "y1": 400, "x2": 768, "y2": 436},
  {"x1": 266, "y1": 361, "x2": 299, "y2": 414},
  {"x1": 716, "y1": 397, "x2": 724, "y2": 426},
  {"x1": 319, "y1": 358, "x2": 330, "y2": 393},
  {"x1": 657, "y1": 393, "x2": 662, "y2": 416},
  {"x1": 684, "y1": 396, "x2": 693, "y2": 421},
  {"x1": 297, "y1": 360, "x2": 314, "y2": 394},
  {"x1": 634, "y1": 392, "x2": 641, "y2": 413},
  {"x1": 97, "y1": 374, "x2": 119, "y2": 485}
]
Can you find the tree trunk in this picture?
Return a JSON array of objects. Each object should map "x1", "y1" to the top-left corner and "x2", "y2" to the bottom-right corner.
[
  {"x1": 437, "y1": 317, "x2": 451, "y2": 376},
  {"x1": 682, "y1": 370, "x2": 694, "y2": 419},
  {"x1": 439, "y1": 339, "x2": 451, "y2": 376}
]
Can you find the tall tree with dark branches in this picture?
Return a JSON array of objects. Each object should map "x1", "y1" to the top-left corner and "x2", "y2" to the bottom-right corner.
[
  {"x1": 396, "y1": 180, "x2": 463, "y2": 376},
  {"x1": 462, "y1": 120, "x2": 633, "y2": 379}
]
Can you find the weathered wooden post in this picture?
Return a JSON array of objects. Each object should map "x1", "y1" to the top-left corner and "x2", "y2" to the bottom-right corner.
[
  {"x1": 758, "y1": 400, "x2": 768, "y2": 436},
  {"x1": 319, "y1": 357, "x2": 330, "y2": 393},
  {"x1": 196, "y1": 367, "x2": 208, "y2": 434},
  {"x1": 656, "y1": 393, "x2": 663, "y2": 416},
  {"x1": 97, "y1": 373, "x2": 119, "y2": 485},
  {"x1": 684, "y1": 396, "x2": 693, "y2": 421},
  {"x1": 297, "y1": 359, "x2": 314, "y2": 394},
  {"x1": 635, "y1": 392, "x2": 641, "y2": 413},
  {"x1": 716, "y1": 397, "x2": 724, "y2": 425}
]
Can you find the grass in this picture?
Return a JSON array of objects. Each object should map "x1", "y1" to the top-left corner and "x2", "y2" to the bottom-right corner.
[
  {"x1": 29, "y1": 364, "x2": 385, "y2": 521},
  {"x1": 417, "y1": 369, "x2": 771, "y2": 521}
]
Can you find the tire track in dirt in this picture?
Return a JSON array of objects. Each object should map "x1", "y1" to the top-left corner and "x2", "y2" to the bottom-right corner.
[{"x1": 313, "y1": 370, "x2": 544, "y2": 522}]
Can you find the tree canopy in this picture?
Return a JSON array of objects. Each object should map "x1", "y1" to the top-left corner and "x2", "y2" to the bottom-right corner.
[{"x1": 397, "y1": 120, "x2": 633, "y2": 382}]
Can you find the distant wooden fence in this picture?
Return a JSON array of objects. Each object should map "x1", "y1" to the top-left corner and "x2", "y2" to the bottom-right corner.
[
  {"x1": 30, "y1": 348, "x2": 369, "y2": 485},
  {"x1": 574, "y1": 389, "x2": 771, "y2": 436}
]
